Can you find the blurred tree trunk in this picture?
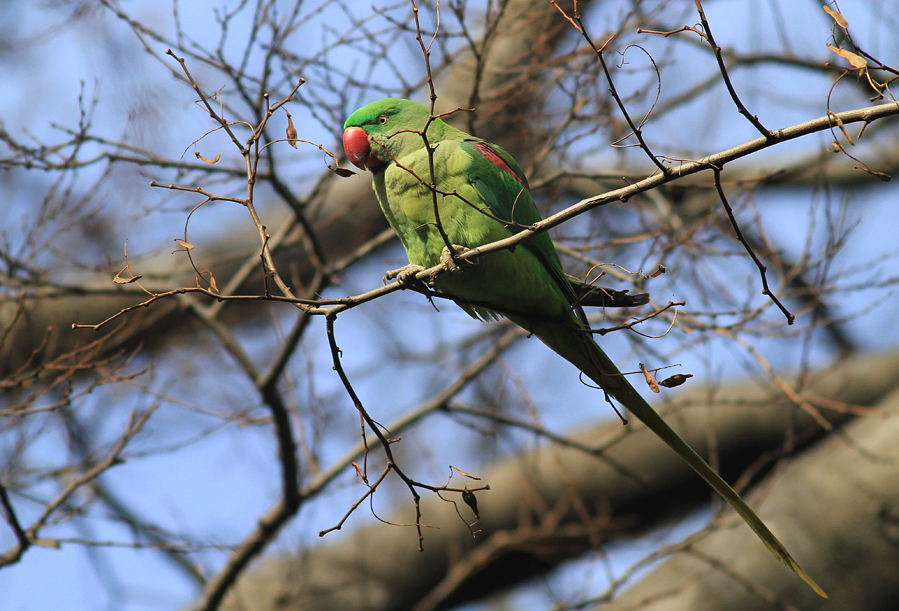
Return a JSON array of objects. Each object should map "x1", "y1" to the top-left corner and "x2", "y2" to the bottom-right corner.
[
  {"x1": 219, "y1": 351, "x2": 899, "y2": 611},
  {"x1": 599, "y1": 384, "x2": 899, "y2": 611}
]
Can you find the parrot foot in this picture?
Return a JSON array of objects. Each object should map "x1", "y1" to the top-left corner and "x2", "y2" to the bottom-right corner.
[
  {"x1": 383, "y1": 264, "x2": 427, "y2": 285},
  {"x1": 440, "y1": 245, "x2": 479, "y2": 275}
]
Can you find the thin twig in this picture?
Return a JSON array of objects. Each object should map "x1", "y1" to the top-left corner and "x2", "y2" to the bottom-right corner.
[
  {"x1": 551, "y1": 0, "x2": 668, "y2": 174},
  {"x1": 318, "y1": 315, "x2": 494, "y2": 545},
  {"x1": 694, "y1": 0, "x2": 770, "y2": 137},
  {"x1": 0, "y1": 482, "x2": 29, "y2": 566},
  {"x1": 713, "y1": 168, "x2": 794, "y2": 323},
  {"x1": 592, "y1": 300, "x2": 685, "y2": 337}
]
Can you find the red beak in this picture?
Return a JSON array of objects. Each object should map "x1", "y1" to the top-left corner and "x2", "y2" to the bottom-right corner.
[{"x1": 343, "y1": 126, "x2": 372, "y2": 170}]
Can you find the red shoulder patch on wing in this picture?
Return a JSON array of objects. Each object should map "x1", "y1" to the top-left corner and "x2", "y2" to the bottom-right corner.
[{"x1": 473, "y1": 141, "x2": 525, "y2": 186}]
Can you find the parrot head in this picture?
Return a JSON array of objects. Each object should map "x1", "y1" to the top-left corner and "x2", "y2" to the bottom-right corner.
[{"x1": 342, "y1": 98, "x2": 434, "y2": 170}]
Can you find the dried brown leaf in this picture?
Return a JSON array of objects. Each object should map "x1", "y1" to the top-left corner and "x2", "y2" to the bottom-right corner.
[
  {"x1": 450, "y1": 465, "x2": 481, "y2": 480},
  {"x1": 286, "y1": 114, "x2": 298, "y2": 149},
  {"x1": 823, "y1": 5, "x2": 848, "y2": 28},
  {"x1": 829, "y1": 111, "x2": 855, "y2": 145},
  {"x1": 640, "y1": 363, "x2": 660, "y2": 393},
  {"x1": 113, "y1": 273, "x2": 142, "y2": 284},
  {"x1": 826, "y1": 43, "x2": 867, "y2": 69},
  {"x1": 647, "y1": 264, "x2": 667, "y2": 279},
  {"x1": 461, "y1": 489, "x2": 479, "y2": 518},
  {"x1": 194, "y1": 151, "x2": 222, "y2": 164},
  {"x1": 331, "y1": 166, "x2": 356, "y2": 178},
  {"x1": 659, "y1": 373, "x2": 694, "y2": 388},
  {"x1": 854, "y1": 166, "x2": 892, "y2": 182}
]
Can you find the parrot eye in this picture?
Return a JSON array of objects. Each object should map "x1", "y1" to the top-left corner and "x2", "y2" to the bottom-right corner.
[{"x1": 376, "y1": 114, "x2": 389, "y2": 125}]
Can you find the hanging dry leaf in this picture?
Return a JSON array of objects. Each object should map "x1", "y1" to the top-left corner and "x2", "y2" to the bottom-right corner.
[
  {"x1": 331, "y1": 166, "x2": 356, "y2": 178},
  {"x1": 659, "y1": 373, "x2": 694, "y2": 388},
  {"x1": 640, "y1": 363, "x2": 661, "y2": 393},
  {"x1": 823, "y1": 5, "x2": 848, "y2": 28},
  {"x1": 828, "y1": 111, "x2": 855, "y2": 145},
  {"x1": 826, "y1": 43, "x2": 867, "y2": 69},
  {"x1": 855, "y1": 166, "x2": 892, "y2": 182},
  {"x1": 172, "y1": 239, "x2": 195, "y2": 254},
  {"x1": 113, "y1": 272, "x2": 142, "y2": 284},
  {"x1": 194, "y1": 151, "x2": 222, "y2": 164},
  {"x1": 450, "y1": 465, "x2": 481, "y2": 480},
  {"x1": 461, "y1": 489, "x2": 479, "y2": 518},
  {"x1": 286, "y1": 114, "x2": 298, "y2": 149},
  {"x1": 647, "y1": 264, "x2": 667, "y2": 279}
]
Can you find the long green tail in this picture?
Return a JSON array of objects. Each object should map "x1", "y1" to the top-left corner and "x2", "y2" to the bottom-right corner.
[{"x1": 523, "y1": 316, "x2": 827, "y2": 598}]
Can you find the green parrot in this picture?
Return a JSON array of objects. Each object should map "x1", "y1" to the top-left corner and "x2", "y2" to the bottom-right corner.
[{"x1": 343, "y1": 98, "x2": 825, "y2": 597}]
